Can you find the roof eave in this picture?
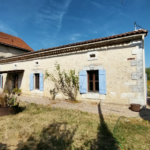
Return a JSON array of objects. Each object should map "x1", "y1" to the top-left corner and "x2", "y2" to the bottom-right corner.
[{"x1": 0, "y1": 33, "x2": 146, "y2": 64}]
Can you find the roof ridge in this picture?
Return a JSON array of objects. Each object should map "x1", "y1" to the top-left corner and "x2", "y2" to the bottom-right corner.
[
  {"x1": 0, "y1": 31, "x2": 33, "y2": 51},
  {"x1": 0, "y1": 31, "x2": 19, "y2": 38},
  {"x1": 40, "y1": 29, "x2": 148, "y2": 51}
]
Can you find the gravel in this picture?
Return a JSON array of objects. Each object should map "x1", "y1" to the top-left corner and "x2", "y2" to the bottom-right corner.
[{"x1": 19, "y1": 95, "x2": 150, "y2": 118}]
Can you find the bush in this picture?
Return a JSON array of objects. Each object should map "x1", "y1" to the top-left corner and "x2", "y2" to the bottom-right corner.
[
  {"x1": 0, "y1": 92, "x2": 19, "y2": 107},
  {"x1": 148, "y1": 91, "x2": 150, "y2": 97},
  {"x1": 12, "y1": 88, "x2": 22, "y2": 95},
  {"x1": 45, "y1": 62, "x2": 79, "y2": 100},
  {"x1": 146, "y1": 68, "x2": 150, "y2": 80},
  {"x1": 147, "y1": 81, "x2": 150, "y2": 97}
]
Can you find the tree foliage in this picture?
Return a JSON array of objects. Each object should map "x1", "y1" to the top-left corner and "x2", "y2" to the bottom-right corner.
[
  {"x1": 146, "y1": 68, "x2": 150, "y2": 80},
  {"x1": 45, "y1": 63, "x2": 79, "y2": 100}
]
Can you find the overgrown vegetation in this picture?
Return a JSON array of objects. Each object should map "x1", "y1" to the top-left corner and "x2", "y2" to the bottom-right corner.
[
  {"x1": 146, "y1": 67, "x2": 150, "y2": 80},
  {"x1": 146, "y1": 68, "x2": 150, "y2": 97},
  {"x1": 0, "y1": 102, "x2": 150, "y2": 150},
  {"x1": 147, "y1": 80, "x2": 150, "y2": 97},
  {"x1": 12, "y1": 88, "x2": 22, "y2": 95},
  {"x1": 45, "y1": 62, "x2": 79, "y2": 100},
  {"x1": 0, "y1": 92, "x2": 19, "y2": 107}
]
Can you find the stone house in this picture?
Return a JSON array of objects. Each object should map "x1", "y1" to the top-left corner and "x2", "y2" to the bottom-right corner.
[
  {"x1": 0, "y1": 31, "x2": 33, "y2": 59},
  {"x1": 0, "y1": 29, "x2": 148, "y2": 106}
]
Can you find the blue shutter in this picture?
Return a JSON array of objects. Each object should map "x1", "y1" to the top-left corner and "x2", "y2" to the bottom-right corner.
[
  {"x1": 0, "y1": 75, "x2": 2, "y2": 88},
  {"x1": 79, "y1": 71, "x2": 87, "y2": 93},
  {"x1": 40, "y1": 73, "x2": 44, "y2": 91},
  {"x1": 30, "y1": 74, "x2": 34, "y2": 91},
  {"x1": 99, "y1": 70, "x2": 106, "y2": 94}
]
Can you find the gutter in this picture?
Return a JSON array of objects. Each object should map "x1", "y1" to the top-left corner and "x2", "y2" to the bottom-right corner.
[{"x1": 142, "y1": 35, "x2": 146, "y2": 107}]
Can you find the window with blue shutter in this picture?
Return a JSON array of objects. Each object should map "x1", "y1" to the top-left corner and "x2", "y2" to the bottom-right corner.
[
  {"x1": 79, "y1": 71, "x2": 87, "y2": 93},
  {"x1": 30, "y1": 74, "x2": 34, "y2": 90},
  {"x1": 40, "y1": 73, "x2": 44, "y2": 91},
  {"x1": 99, "y1": 70, "x2": 106, "y2": 95}
]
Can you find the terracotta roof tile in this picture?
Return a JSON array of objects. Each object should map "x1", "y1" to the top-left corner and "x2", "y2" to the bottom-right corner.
[
  {"x1": 39, "y1": 29, "x2": 148, "y2": 52},
  {"x1": 0, "y1": 32, "x2": 33, "y2": 51},
  {"x1": 0, "y1": 29, "x2": 148, "y2": 64}
]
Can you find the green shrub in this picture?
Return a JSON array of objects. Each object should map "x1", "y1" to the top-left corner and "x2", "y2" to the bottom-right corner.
[
  {"x1": 0, "y1": 93, "x2": 19, "y2": 107},
  {"x1": 12, "y1": 88, "x2": 22, "y2": 95},
  {"x1": 45, "y1": 62, "x2": 79, "y2": 100}
]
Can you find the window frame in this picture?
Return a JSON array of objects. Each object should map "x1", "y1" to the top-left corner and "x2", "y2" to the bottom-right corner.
[
  {"x1": 34, "y1": 73, "x2": 40, "y2": 90},
  {"x1": 87, "y1": 70, "x2": 99, "y2": 92},
  {"x1": 87, "y1": 51, "x2": 97, "y2": 61}
]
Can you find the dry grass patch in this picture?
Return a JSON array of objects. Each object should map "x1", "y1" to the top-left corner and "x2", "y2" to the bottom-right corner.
[{"x1": 0, "y1": 102, "x2": 150, "y2": 150}]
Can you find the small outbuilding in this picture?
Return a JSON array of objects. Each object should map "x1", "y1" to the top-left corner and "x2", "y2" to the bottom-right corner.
[{"x1": 0, "y1": 31, "x2": 33, "y2": 58}]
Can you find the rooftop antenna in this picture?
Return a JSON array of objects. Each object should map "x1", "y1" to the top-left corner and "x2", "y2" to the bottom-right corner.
[
  {"x1": 134, "y1": 22, "x2": 149, "y2": 32},
  {"x1": 134, "y1": 22, "x2": 137, "y2": 31}
]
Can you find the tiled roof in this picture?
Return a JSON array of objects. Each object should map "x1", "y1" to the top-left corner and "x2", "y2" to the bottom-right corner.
[
  {"x1": 42, "y1": 29, "x2": 148, "y2": 51},
  {"x1": 0, "y1": 32, "x2": 33, "y2": 51},
  {"x1": 0, "y1": 29, "x2": 148, "y2": 64}
]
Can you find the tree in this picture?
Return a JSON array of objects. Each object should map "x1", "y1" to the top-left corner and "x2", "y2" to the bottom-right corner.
[
  {"x1": 146, "y1": 68, "x2": 150, "y2": 80},
  {"x1": 45, "y1": 63, "x2": 79, "y2": 101}
]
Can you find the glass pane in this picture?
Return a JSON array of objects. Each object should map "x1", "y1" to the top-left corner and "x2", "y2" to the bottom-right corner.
[
  {"x1": 95, "y1": 73, "x2": 98, "y2": 80},
  {"x1": 89, "y1": 73, "x2": 93, "y2": 81},
  {"x1": 89, "y1": 82, "x2": 93, "y2": 91},
  {"x1": 95, "y1": 82, "x2": 99, "y2": 91}
]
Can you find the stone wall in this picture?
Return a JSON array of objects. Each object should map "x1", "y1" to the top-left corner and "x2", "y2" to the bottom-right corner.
[{"x1": 0, "y1": 42, "x2": 145, "y2": 105}]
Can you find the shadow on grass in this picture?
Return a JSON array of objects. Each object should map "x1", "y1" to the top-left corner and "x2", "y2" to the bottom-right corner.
[
  {"x1": 140, "y1": 108, "x2": 150, "y2": 121},
  {"x1": 82, "y1": 104, "x2": 119, "y2": 150},
  {"x1": 16, "y1": 107, "x2": 26, "y2": 114},
  {"x1": 0, "y1": 142, "x2": 7, "y2": 150},
  {"x1": 16, "y1": 122, "x2": 77, "y2": 150},
  {"x1": 139, "y1": 98, "x2": 150, "y2": 121},
  {"x1": 15, "y1": 104, "x2": 119, "y2": 150}
]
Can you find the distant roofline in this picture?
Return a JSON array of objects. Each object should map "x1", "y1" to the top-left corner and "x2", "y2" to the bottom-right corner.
[
  {"x1": 0, "y1": 31, "x2": 33, "y2": 52},
  {"x1": 0, "y1": 29, "x2": 148, "y2": 64}
]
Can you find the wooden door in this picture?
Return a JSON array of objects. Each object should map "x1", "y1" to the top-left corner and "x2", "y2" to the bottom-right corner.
[{"x1": 13, "y1": 74, "x2": 18, "y2": 89}]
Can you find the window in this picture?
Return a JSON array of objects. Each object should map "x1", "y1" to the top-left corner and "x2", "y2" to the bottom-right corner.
[
  {"x1": 30, "y1": 73, "x2": 44, "y2": 91},
  {"x1": 87, "y1": 70, "x2": 99, "y2": 92},
  {"x1": 90, "y1": 54, "x2": 95, "y2": 58},
  {"x1": 79, "y1": 69, "x2": 106, "y2": 94},
  {"x1": 87, "y1": 51, "x2": 97, "y2": 61},
  {"x1": 35, "y1": 74, "x2": 39, "y2": 89}
]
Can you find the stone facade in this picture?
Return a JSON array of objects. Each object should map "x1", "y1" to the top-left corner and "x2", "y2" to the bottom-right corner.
[
  {"x1": 0, "y1": 40, "x2": 146, "y2": 106},
  {"x1": 0, "y1": 45, "x2": 29, "y2": 59}
]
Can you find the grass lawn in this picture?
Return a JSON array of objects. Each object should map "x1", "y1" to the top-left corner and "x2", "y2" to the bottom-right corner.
[{"x1": 0, "y1": 102, "x2": 150, "y2": 150}]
